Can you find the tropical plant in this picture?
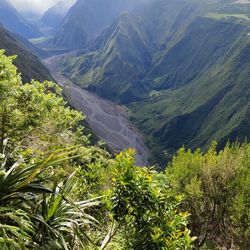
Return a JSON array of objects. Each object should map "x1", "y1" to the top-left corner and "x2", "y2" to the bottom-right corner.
[{"x1": 32, "y1": 171, "x2": 100, "y2": 250}]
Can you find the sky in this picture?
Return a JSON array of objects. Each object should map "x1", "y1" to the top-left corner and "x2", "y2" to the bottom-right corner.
[{"x1": 10, "y1": 0, "x2": 59, "y2": 15}]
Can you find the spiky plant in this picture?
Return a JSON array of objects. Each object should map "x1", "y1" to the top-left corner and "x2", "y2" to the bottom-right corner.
[
  {"x1": 0, "y1": 140, "x2": 100, "y2": 249},
  {"x1": 32, "y1": 172, "x2": 100, "y2": 250}
]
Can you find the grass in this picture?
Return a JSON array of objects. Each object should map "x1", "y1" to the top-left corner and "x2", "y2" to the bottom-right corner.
[
  {"x1": 205, "y1": 12, "x2": 250, "y2": 21},
  {"x1": 29, "y1": 36, "x2": 53, "y2": 45}
]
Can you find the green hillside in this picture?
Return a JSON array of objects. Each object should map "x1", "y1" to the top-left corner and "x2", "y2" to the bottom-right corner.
[
  {"x1": 129, "y1": 22, "x2": 250, "y2": 164},
  {"x1": 51, "y1": 0, "x2": 153, "y2": 49},
  {"x1": 0, "y1": 26, "x2": 53, "y2": 83},
  {"x1": 62, "y1": 0, "x2": 250, "y2": 165},
  {"x1": 62, "y1": 0, "x2": 202, "y2": 103},
  {"x1": 62, "y1": 12, "x2": 152, "y2": 103}
]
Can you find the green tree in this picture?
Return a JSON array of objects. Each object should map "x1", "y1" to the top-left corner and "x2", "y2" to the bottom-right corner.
[
  {"x1": 109, "y1": 149, "x2": 194, "y2": 250},
  {"x1": 0, "y1": 49, "x2": 86, "y2": 158},
  {"x1": 166, "y1": 142, "x2": 250, "y2": 249}
]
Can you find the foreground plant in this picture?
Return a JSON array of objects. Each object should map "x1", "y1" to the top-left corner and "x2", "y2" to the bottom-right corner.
[
  {"x1": 0, "y1": 143, "x2": 101, "y2": 250},
  {"x1": 32, "y1": 172, "x2": 100, "y2": 249},
  {"x1": 108, "y1": 149, "x2": 194, "y2": 250},
  {"x1": 167, "y1": 142, "x2": 250, "y2": 249}
]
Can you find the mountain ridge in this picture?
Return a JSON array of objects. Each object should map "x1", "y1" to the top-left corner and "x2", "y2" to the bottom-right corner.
[
  {"x1": 62, "y1": 0, "x2": 250, "y2": 164},
  {"x1": 0, "y1": 25, "x2": 53, "y2": 82},
  {"x1": 0, "y1": 0, "x2": 41, "y2": 38}
]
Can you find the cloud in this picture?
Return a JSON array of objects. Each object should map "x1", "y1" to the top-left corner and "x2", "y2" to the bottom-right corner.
[{"x1": 10, "y1": 0, "x2": 59, "y2": 15}]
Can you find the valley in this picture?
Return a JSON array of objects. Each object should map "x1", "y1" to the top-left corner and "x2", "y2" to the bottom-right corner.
[
  {"x1": 0, "y1": 0, "x2": 250, "y2": 249},
  {"x1": 43, "y1": 53, "x2": 150, "y2": 166}
]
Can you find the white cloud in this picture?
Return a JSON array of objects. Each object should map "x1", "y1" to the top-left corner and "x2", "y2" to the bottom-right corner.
[{"x1": 10, "y1": 0, "x2": 59, "y2": 15}]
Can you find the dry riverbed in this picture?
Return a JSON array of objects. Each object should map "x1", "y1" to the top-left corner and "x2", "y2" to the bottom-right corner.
[{"x1": 43, "y1": 54, "x2": 149, "y2": 166}]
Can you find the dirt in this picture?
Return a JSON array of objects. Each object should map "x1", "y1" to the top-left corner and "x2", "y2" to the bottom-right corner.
[{"x1": 43, "y1": 53, "x2": 150, "y2": 166}]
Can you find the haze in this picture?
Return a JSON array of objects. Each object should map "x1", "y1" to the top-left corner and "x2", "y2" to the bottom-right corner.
[{"x1": 10, "y1": 0, "x2": 59, "y2": 15}]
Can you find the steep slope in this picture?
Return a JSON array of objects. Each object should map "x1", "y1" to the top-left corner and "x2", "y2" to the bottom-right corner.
[
  {"x1": 147, "y1": 17, "x2": 245, "y2": 89},
  {"x1": 0, "y1": 0, "x2": 41, "y2": 38},
  {"x1": 129, "y1": 18, "x2": 250, "y2": 164},
  {"x1": 51, "y1": 0, "x2": 150, "y2": 49},
  {"x1": 63, "y1": 12, "x2": 152, "y2": 103},
  {"x1": 62, "y1": 0, "x2": 202, "y2": 103},
  {"x1": 0, "y1": 25, "x2": 53, "y2": 82},
  {"x1": 41, "y1": 0, "x2": 76, "y2": 29},
  {"x1": 62, "y1": 0, "x2": 250, "y2": 165}
]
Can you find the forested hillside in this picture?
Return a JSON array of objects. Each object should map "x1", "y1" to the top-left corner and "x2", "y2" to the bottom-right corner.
[{"x1": 0, "y1": 51, "x2": 249, "y2": 249}]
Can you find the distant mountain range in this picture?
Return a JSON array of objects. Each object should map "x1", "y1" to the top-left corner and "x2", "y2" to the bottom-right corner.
[
  {"x1": 41, "y1": 0, "x2": 76, "y2": 29},
  {"x1": 50, "y1": 0, "x2": 152, "y2": 49},
  {"x1": 0, "y1": 25, "x2": 53, "y2": 82},
  {"x1": 61, "y1": 0, "x2": 250, "y2": 164},
  {"x1": 0, "y1": 0, "x2": 41, "y2": 38}
]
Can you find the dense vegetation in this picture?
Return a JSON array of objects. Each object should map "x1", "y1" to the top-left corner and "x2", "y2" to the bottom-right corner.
[
  {"x1": 1, "y1": 50, "x2": 249, "y2": 249},
  {"x1": 0, "y1": 51, "x2": 193, "y2": 249}
]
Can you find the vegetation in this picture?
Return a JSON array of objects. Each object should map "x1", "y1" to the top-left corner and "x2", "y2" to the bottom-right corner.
[
  {"x1": 0, "y1": 26, "x2": 52, "y2": 83},
  {"x1": 167, "y1": 142, "x2": 250, "y2": 249},
  {"x1": 1, "y1": 1, "x2": 249, "y2": 249},
  {"x1": 0, "y1": 51, "x2": 196, "y2": 249},
  {"x1": 1, "y1": 49, "x2": 249, "y2": 249}
]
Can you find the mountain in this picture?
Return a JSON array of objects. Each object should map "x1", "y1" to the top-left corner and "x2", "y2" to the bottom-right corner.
[
  {"x1": 129, "y1": 17, "x2": 250, "y2": 164},
  {"x1": 41, "y1": 0, "x2": 76, "y2": 29},
  {"x1": 0, "y1": 0, "x2": 41, "y2": 38},
  {"x1": 62, "y1": 0, "x2": 202, "y2": 102},
  {"x1": 0, "y1": 25, "x2": 53, "y2": 82},
  {"x1": 51, "y1": 0, "x2": 151, "y2": 49},
  {"x1": 62, "y1": 12, "x2": 152, "y2": 103},
  {"x1": 62, "y1": 0, "x2": 250, "y2": 165}
]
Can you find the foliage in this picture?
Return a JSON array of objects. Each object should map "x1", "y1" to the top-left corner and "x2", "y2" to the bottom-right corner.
[
  {"x1": 0, "y1": 49, "x2": 86, "y2": 158},
  {"x1": 0, "y1": 50, "x2": 105, "y2": 249},
  {"x1": 110, "y1": 149, "x2": 194, "y2": 250},
  {"x1": 166, "y1": 142, "x2": 250, "y2": 249},
  {"x1": 1, "y1": 49, "x2": 249, "y2": 250},
  {"x1": 32, "y1": 172, "x2": 100, "y2": 249}
]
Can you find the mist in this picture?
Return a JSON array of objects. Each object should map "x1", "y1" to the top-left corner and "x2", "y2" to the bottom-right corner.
[{"x1": 10, "y1": 0, "x2": 59, "y2": 15}]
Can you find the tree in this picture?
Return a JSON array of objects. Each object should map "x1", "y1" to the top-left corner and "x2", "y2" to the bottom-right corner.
[
  {"x1": 166, "y1": 142, "x2": 250, "y2": 249},
  {"x1": 0, "y1": 49, "x2": 85, "y2": 158},
  {"x1": 109, "y1": 149, "x2": 194, "y2": 250}
]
